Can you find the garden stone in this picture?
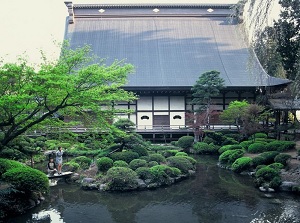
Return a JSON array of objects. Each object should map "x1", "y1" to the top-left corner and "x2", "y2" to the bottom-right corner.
[
  {"x1": 280, "y1": 181, "x2": 299, "y2": 192},
  {"x1": 136, "y1": 179, "x2": 147, "y2": 189},
  {"x1": 99, "y1": 183, "x2": 108, "y2": 191},
  {"x1": 81, "y1": 177, "x2": 95, "y2": 184},
  {"x1": 71, "y1": 173, "x2": 80, "y2": 181}
]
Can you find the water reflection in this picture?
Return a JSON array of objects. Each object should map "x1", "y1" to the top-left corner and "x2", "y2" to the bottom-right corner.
[{"x1": 7, "y1": 155, "x2": 300, "y2": 223}]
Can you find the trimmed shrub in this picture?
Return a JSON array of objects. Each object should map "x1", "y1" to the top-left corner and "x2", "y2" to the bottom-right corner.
[
  {"x1": 149, "y1": 165, "x2": 170, "y2": 184},
  {"x1": 162, "y1": 150, "x2": 180, "y2": 158},
  {"x1": 268, "y1": 163, "x2": 284, "y2": 171},
  {"x1": 222, "y1": 137, "x2": 239, "y2": 146},
  {"x1": 254, "y1": 166, "x2": 281, "y2": 188},
  {"x1": 104, "y1": 167, "x2": 138, "y2": 191},
  {"x1": 135, "y1": 167, "x2": 153, "y2": 180},
  {"x1": 274, "y1": 153, "x2": 291, "y2": 166},
  {"x1": 203, "y1": 136, "x2": 216, "y2": 145},
  {"x1": 149, "y1": 145, "x2": 181, "y2": 153},
  {"x1": 63, "y1": 161, "x2": 80, "y2": 172},
  {"x1": 252, "y1": 151, "x2": 280, "y2": 167},
  {"x1": 129, "y1": 159, "x2": 148, "y2": 170},
  {"x1": 148, "y1": 154, "x2": 166, "y2": 163},
  {"x1": 113, "y1": 160, "x2": 129, "y2": 168},
  {"x1": 248, "y1": 143, "x2": 267, "y2": 153},
  {"x1": 183, "y1": 156, "x2": 197, "y2": 165},
  {"x1": 0, "y1": 158, "x2": 26, "y2": 176},
  {"x1": 0, "y1": 148, "x2": 26, "y2": 161},
  {"x1": 231, "y1": 157, "x2": 252, "y2": 173},
  {"x1": 218, "y1": 145, "x2": 244, "y2": 154},
  {"x1": 96, "y1": 157, "x2": 114, "y2": 172},
  {"x1": 71, "y1": 156, "x2": 92, "y2": 170},
  {"x1": 148, "y1": 161, "x2": 159, "y2": 167},
  {"x1": 3, "y1": 167, "x2": 49, "y2": 193},
  {"x1": 166, "y1": 156, "x2": 195, "y2": 174},
  {"x1": 223, "y1": 133, "x2": 243, "y2": 142},
  {"x1": 250, "y1": 132, "x2": 268, "y2": 140},
  {"x1": 177, "y1": 136, "x2": 194, "y2": 150},
  {"x1": 218, "y1": 149, "x2": 244, "y2": 165},
  {"x1": 204, "y1": 131, "x2": 224, "y2": 145},
  {"x1": 239, "y1": 140, "x2": 253, "y2": 150},
  {"x1": 109, "y1": 151, "x2": 139, "y2": 163},
  {"x1": 193, "y1": 142, "x2": 219, "y2": 154},
  {"x1": 131, "y1": 146, "x2": 148, "y2": 157},
  {"x1": 175, "y1": 152, "x2": 188, "y2": 157},
  {"x1": 266, "y1": 140, "x2": 296, "y2": 152}
]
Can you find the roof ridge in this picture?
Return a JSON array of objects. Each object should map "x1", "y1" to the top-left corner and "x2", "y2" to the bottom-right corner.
[{"x1": 73, "y1": 4, "x2": 234, "y2": 9}]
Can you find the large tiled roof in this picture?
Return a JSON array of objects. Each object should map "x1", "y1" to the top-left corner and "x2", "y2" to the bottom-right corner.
[{"x1": 65, "y1": 3, "x2": 291, "y2": 88}]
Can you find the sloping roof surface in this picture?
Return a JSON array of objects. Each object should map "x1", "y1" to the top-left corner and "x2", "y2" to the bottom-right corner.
[{"x1": 65, "y1": 4, "x2": 290, "y2": 88}]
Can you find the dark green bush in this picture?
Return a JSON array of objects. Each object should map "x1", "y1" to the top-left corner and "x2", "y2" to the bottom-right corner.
[
  {"x1": 193, "y1": 142, "x2": 219, "y2": 154},
  {"x1": 177, "y1": 136, "x2": 194, "y2": 150},
  {"x1": 104, "y1": 167, "x2": 138, "y2": 191},
  {"x1": 96, "y1": 157, "x2": 114, "y2": 172},
  {"x1": 254, "y1": 166, "x2": 281, "y2": 188},
  {"x1": 223, "y1": 133, "x2": 243, "y2": 142},
  {"x1": 166, "y1": 156, "x2": 195, "y2": 174},
  {"x1": 113, "y1": 160, "x2": 129, "y2": 168},
  {"x1": 149, "y1": 145, "x2": 181, "y2": 153},
  {"x1": 148, "y1": 153, "x2": 166, "y2": 163},
  {"x1": 274, "y1": 153, "x2": 291, "y2": 166},
  {"x1": 63, "y1": 161, "x2": 80, "y2": 172},
  {"x1": 162, "y1": 150, "x2": 180, "y2": 158},
  {"x1": 222, "y1": 137, "x2": 239, "y2": 146},
  {"x1": 129, "y1": 159, "x2": 148, "y2": 170},
  {"x1": 175, "y1": 152, "x2": 188, "y2": 157},
  {"x1": 149, "y1": 165, "x2": 170, "y2": 184},
  {"x1": 72, "y1": 156, "x2": 92, "y2": 170},
  {"x1": 0, "y1": 148, "x2": 26, "y2": 161},
  {"x1": 109, "y1": 151, "x2": 139, "y2": 163},
  {"x1": 239, "y1": 140, "x2": 253, "y2": 150},
  {"x1": 0, "y1": 158, "x2": 26, "y2": 176},
  {"x1": 218, "y1": 149, "x2": 244, "y2": 165},
  {"x1": 252, "y1": 151, "x2": 280, "y2": 167},
  {"x1": 131, "y1": 145, "x2": 148, "y2": 157},
  {"x1": 183, "y1": 156, "x2": 197, "y2": 165},
  {"x1": 135, "y1": 167, "x2": 153, "y2": 180},
  {"x1": 248, "y1": 143, "x2": 267, "y2": 153},
  {"x1": 204, "y1": 131, "x2": 224, "y2": 145},
  {"x1": 268, "y1": 163, "x2": 284, "y2": 171},
  {"x1": 202, "y1": 136, "x2": 216, "y2": 145},
  {"x1": 266, "y1": 140, "x2": 296, "y2": 152},
  {"x1": 231, "y1": 157, "x2": 252, "y2": 173},
  {"x1": 148, "y1": 161, "x2": 159, "y2": 167},
  {"x1": 250, "y1": 132, "x2": 268, "y2": 139},
  {"x1": 3, "y1": 167, "x2": 49, "y2": 193}
]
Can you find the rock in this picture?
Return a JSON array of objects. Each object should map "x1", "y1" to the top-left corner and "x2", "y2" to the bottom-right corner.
[
  {"x1": 81, "y1": 178, "x2": 95, "y2": 184},
  {"x1": 71, "y1": 173, "x2": 80, "y2": 181},
  {"x1": 136, "y1": 179, "x2": 147, "y2": 189},
  {"x1": 188, "y1": 170, "x2": 196, "y2": 176},
  {"x1": 147, "y1": 183, "x2": 159, "y2": 189},
  {"x1": 280, "y1": 181, "x2": 299, "y2": 192},
  {"x1": 99, "y1": 183, "x2": 109, "y2": 191}
]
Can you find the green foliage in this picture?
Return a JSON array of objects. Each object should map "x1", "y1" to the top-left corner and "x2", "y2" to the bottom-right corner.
[
  {"x1": 3, "y1": 167, "x2": 49, "y2": 193},
  {"x1": 148, "y1": 161, "x2": 159, "y2": 167},
  {"x1": 129, "y1": 159, "x2": 148, "y2": 170},
  {"x1": 162, "y1": 150, "x2": 180, "y2": 158},
  {"x1": 175, "y1": 152, "x2": 188, "y2": 157},
  {"x1": 0, "y1": 158, "x2": 26, "y2": 176},
  {"x1": 247, "y1": 143, "x2": 267, "y2": 153},
  {"x1": 72, "y1": 156, "x2": 92, "y2": 170},
  {"x1": 166, "y1": 156, "x2": 195, "y2": 174},
  {"x1": 220, "y1": 100, "x2": 249, "y2": 128},
  {"x1": 104, "y1": 167, "x2": 138, "y2": 191},
  {"x1": 223, "y1": 133, "x2": 243, "y2": 142},
  {"x1": 148, "y1": 153, "x2": 166, "y2": 163},
  {"x1": 135, "y1": 167, "x2": 153, "y2": 180},
  {"x1": 250, "y1": 132, "x2": 268, "y2": 139},
  {"x1": 231, "y1": 157, "x2": 252, "y2": 173},
  {"x1": 218, "y1": 144, "x2": 244, "y2": 154},
  {"x1": 192, "y1": 142, "x2": 219, "y2": 154},
  {"x1": 0, "y1": 42, "x2": 137, "y2": 149},
  {"x1": 204, "y1": 131, "x2": 225, "y2": 145},
  {"x1": 252, "y1": 151, "x2": 280, "y2": 167},
  {"x1": 177, "y1": 136, "x2": 194, "y2": 150},
  {"x1": 266, "y1": 140, "x2": 296, "y2": 152},
  {"x1": 221, "y1": 137, "x2": 239, "y2": 146},
  {"x1": 268, "y1": 163, "x2": 284, "y2": 171},
  {"x1": 113, "y1": 160, "x2": 129, "y2": 168},
  {"x1": 113, "y1": 118, "x2": 136, "y2": 132},
  {"x1": 96, "y1": 157, "x2": 114, "y2": 172},
  {"x1": 202, "y1": 136, "x2": 216, "y2": 145},
  {"x1": 63, "y1": 161, "x2": 80, "y2": 172},
  {"x1": 0, "y1": 148, "x2": 27, "y2": 161},
  {"x1": 130, "y1": 145, "x2": 148, "y2": 157},
  {"x1": 239, "y1": 140, "x2": 253, "y2": 150},
  {"x1": 149, "y1": 145, "x2": 181, "y2": 153},
  {"x1": 109, "y1": 151, "x2": 139, "y2": 163},
  {"x1": 218, "y1": 149, "x2": 244, "y2": 165},
  {"x1": 254, "y1": 166, "x2": 281, "y2": 188},
  {"x1": 149, "y1": 165, "x2": 170, "y2": 183},
  {"x1": 274, "y1": 153, "x2": 291, "y2": 166}
]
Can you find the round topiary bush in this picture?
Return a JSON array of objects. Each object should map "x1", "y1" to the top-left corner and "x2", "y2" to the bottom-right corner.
[
  {"x1": 113, "y1": 160, "x2": 129, "y2": 168},
  {"x1": 109, "y1": 151, "x2": 139, "y2": 163},
  {"x1": 129, "y1": 159, "x2": 148, "y2": 170},
  {"x1": 268, "y1": 163, "x2": 284, "y2": 171},
  {"x1": 149, "y1": 165, "x2": 173, "y2": 184},
  {"x1": 71, "y1": 156, "x2": 92, "y2": 170},
  {"x1": 63, "y1": 161, "x2": 80, "y2": 172},
  {"x1": 135, "y1": 167, "x2": 153, "y2": 180},
  {"x1": 252, "y1": 151, "x2": 280, "y2": 167},
  {"x1": 218, "y1": 149, "x2": 244, "y2": 165},
  {"x1": 248, "y1": 143, "x2": 267, "y2": 153},
  {"x1": 148, "y1": 153, "x2": 166, "y2": 163},
  {"x1": 131, "y1": 146, "x2": 148, "y2": 157},
  {"x1": 166, "y1": 156, "x2": 195, "y2": 174},
  {"x1": 104, "y1": 167, "x2": 138, "y2": 191},
  {"x1": 218, "y1": 145, "x2": 244, "y2": 154},
  {"x1": 96, "y1": 157, "x2": 114, "y2": 172},
  {"x1": 162, "y1": 150, "x2": 180, "y2": 158},
  {"x1": 148, "y1": 161, "x2": 159, "y2": 167},
  {"x1": 274, "y1": 153, "x2": 291, "y2": 166},
  {"x1": 231, "y1": 157, "x2": 252, "y2": 173},
  {"x1": 2, "y1": 167, "x2": 49, "y2": 194},
  {"x1": 239, "y1": 140, "x2": 253, "y2": 150},
  {"x1": 250, "y1": 132, "x2": 268, "y2": 139},
  {"x1": 177, "y1": 136, "x2": 194, "y2": 151},
  {"x1": 254, "y1": 166, "x2": 281, "y2": 188},
  {"x1": 0, "y1": 158, "x2": 26, "y2": 176},
  {"x1": 175, "y1": 152, "x2": 188, "y2": 157},
  {"x1": 266, "y1": 140, "x2": 296, "y2": 152}
]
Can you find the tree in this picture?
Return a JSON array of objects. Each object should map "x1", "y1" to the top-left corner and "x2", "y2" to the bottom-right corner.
[
  {"x1": 0, "y1": 42, "x2": 137, "y2": 150},
  {"x1": 191, "y1": 70, "x2": 225, "y2": 127},
  {"x1": 220, "y1": 100, "x2": 249, "y2": 132}
]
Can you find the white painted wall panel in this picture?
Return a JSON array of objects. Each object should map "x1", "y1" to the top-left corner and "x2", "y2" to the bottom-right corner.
[
  {"x1": 170, "y1": 96, "x2": 185, "y2": 110},
  {"x1": 137, "y1": 112, "x2": 152, "y2": 129},
  {"x1": 170, "y1": 112, "x2": 185, "y2": 128},
  {"x1": 154, "y1": 96, "x2": 168, "y2": 110},
  {"x1": 138, "y1": 97, "x2": 152, "y2": 110}
]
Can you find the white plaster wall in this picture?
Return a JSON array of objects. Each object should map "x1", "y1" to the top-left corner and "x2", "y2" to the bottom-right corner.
[
  {"x1": 170, "y1": 96, "x2": 185, "y2": 110},
  {"x1": 154, "y1": 96, "x2": 168, "y2": 110},
  {"x1": 138, "y1": 97, "x2": 152, "y2": 110},
  {"x1": 170, "y1": 112, "x2": 185, "y2": 128},
  {"x1": 129, "y1": 114, "x2": 136, "y2": 125},
  {"x1": 137, "y1": 112, "x2": 152, "y2": 129},
  {"x1": 154, "y1": 112, "x2": 169, "y2": 115}
]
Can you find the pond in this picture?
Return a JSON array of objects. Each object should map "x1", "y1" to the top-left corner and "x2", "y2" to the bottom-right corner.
[{"x1": 6, "y1": 155, "x2": 300, "y2": 223}]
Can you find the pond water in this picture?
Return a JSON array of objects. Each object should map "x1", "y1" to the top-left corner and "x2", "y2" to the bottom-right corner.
[{"x1": 6, "y1": 156, "x2": 300, "y2": 223}]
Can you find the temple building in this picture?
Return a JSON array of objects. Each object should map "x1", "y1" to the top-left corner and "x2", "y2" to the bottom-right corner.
[{"x1": 64, "y1": 1, "x2": 290, "y2": 140}]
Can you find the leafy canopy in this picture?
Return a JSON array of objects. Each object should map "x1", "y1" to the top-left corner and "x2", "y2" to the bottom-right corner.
[{"x1": 0, "y1": 42, "x2": 137, "y2": 148}]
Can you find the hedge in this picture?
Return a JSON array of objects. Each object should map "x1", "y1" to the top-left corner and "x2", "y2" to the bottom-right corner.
[
  {"x1": 252, "y1": 151, "x2": 280, "y2": 167},
  {"x1": 231, "y1": 157, "x2": 252, "y2": 173},
  {"x1": 247, "y1": 143, "x2": 267, "y2": 153},
  {"x1": 274, "y1": 153, "x2": 291, "y2": 166},
  {"x1": 266, "y1": 140, "x2": 296, "y2": 152},
  {"x1": 218, "y1": 149, "x2": 244, "y2": 165}
]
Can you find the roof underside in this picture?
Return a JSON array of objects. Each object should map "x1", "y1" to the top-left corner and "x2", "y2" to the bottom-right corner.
[{"x1": 65, "y1": 4, "x2": 290, "y2": 88}]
